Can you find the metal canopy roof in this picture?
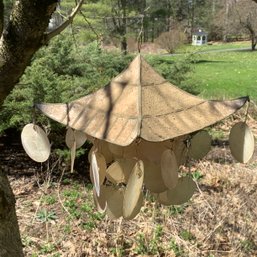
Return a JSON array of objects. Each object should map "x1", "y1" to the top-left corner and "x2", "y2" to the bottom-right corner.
[{"x1": 37, "y1": 54, "x2": 248, "y2": 146}]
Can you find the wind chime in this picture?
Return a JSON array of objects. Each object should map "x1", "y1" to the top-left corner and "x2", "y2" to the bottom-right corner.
[{"x1": 21, "y1": 55, "x2": 255, "y2": 220}]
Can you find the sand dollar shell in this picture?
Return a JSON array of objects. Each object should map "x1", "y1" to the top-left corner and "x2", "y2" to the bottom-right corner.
[
  {"x1": 229, "y1": 122, "x2": 255, "y2": 163},
  {"x1": 106, "y1": 159, "x2": 136, "y2": 184},
  {"x1": 161, "y1": 149, "x2": 179, "y2": 189},
  {"x1": 21, "y1": 124, "x2": 50, "y2": 162},
  {"x1": 123, "y1": 160, "x2": 144, "y2": 219},
  {"x1": 189, "y1": 131, "x2": 211, "y2": 160}
]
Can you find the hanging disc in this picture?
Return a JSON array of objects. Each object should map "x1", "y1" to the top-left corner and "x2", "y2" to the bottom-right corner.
[
  {"x1": 138, "y1": 140, "x2": 167, "y2": 163},
  {"x1": 144, "y1": 160, "x2": 167, "y2": 193},
  {"x1": 189, "y1": 131, "x2": 211, "y2": 160},
  {"x1": 108, "y1": 142, "x2": 123, "y2": 158},
  {"x1": 98, "y1": 140, "x2": 114, "y2": 164},
  {"x1": 93, "y1": 185, "x2": 107, "y2": 213},
  {"x1": 106, "y1": 187, "x2": 124, "y2": 220},
  {"x1": 106, "y1": 159, "x2": 136, "y2": 184},
  {"x1": 173, "y1": 136, "x2": 187, "y2": 166},
  {"x1": 90, "y1": 152, "x2": 107, "y2": 196},
  {"x1": 70, "y1": 141, "x2": 76, "y2": 173},
  {"x1": 161, "y1": 149, "x2": 179, "y2": 189},
  {"x1": 229, "y1": 122, "x2": 255, "y2": 163},
  {"x1": 123, "y1": 160, "x2": 144, "y2": 219},
  {"x1": 123, "y1": 192, "x2": 143, "y2": 220},
  {"x1": 158, "y1": 176, "x2": 196, "y2": 205},
  {"x1": 21, "y1": 123, "x2": 50, "y2": 162},
  {"x1": 65, "y1": 127, "x2": 87, "y2": 149},
  {"x1": 123, "y1": 143, "x2": 138, "y2": 159}
]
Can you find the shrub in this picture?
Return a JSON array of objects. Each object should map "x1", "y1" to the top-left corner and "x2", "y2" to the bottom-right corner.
[
  {"x1": 0, "y1": 34, "x2": 132, "y2": 134},
  {"x1": 155, "y1": 29, "x2": 186, "y2": 54}
]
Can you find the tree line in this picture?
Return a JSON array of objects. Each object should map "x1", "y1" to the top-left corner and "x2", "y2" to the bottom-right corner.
[{"x1": 68, "y1": 0, "x2": 257, "y2": 52}]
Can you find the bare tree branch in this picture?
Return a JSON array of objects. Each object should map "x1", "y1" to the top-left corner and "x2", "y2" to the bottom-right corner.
[
  {"x1": 80, "y1": 10, "x2": 99, "y2": 39},
  {"x1": 45, "y1": 0, "x2": 84, "y2": 42},
  {"x1": 0, "y1": 0, "x2": 59, "y2": 106},
  {"x1": 0, "y1": 0, "x2": 3, "y2": 36}
]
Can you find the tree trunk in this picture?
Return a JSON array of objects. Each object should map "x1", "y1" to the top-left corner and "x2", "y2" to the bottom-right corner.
[
  {"x1": 251, "y1": 35, "x2": 256, "y2": 50},
  {"x1": 121, "y1": 35, "x2": 127, "y2": 54},
  {"x1": 0, "y1": 0, "x2": 58, "y2": 106},
  {"x1": 0, "y1": 169, "x2": 24, "y2": 257},
  {"x1": 0, "y1": 1, "x2": 58, "y2": 256}
]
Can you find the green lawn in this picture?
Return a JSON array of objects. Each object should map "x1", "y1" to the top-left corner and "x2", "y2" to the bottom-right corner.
[
  {"x1": 176, "y1": 41, "x2": 251, "y2": 53},
  {"x1": 178, "y1": 49, "x2": 257, "y2": 101}
]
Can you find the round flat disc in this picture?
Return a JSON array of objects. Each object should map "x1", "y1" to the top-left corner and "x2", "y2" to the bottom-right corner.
[
  {"x1": 229, "y1": 122, "x2": 255, "y2": 163},
  {"x1": 161, "y1": 149, "x2": 179, "y2": 189},
  {"x1": 144, "y1": 160, "x2": 167, "y2": 193},
  {"x1": 173, "y1": 136, "x2": 187, "y2": 166},
  {"x1": 138, "y1": 140, "x2": 167, "y2": 163},
  {"x1": 98, "y1": 140, "x2": 113, "y2": 164},
  {"x1": 189, "y1": 131, "x2": 211, "y2": 160},
  {"x1": 123, "y1": 192, "x2": 143, "y2": 220},
  {"x1": 21, "y1": 124, "x2": 50, "y2": 162},
  {"x1": 93, "y1": 185, "x2": 107, "y2": 213},
  {"x1": 90, "y1": 152, "x2": 107, "y2": 196},
  {"x1": 106, "y1": 159, "x2": 136, "y2": 184},
  {"x1": 108, "y1": 143, "x2": 123, "y2": 158},
  {"x1": 123, "y1": 143, "x2": 138, "y2": 159},
  {"x1": 158, "y1": 176, "x2": 196, "y2": 205},
  {"x1": 123, "y1": 160, "x2": 144, "y2": 219},
  {"x1": 65, "y1": 128, "x2": 87, "y2": 149},
  {"x1": 106, "y1": 187, "x2": 124, "y2": 220}
]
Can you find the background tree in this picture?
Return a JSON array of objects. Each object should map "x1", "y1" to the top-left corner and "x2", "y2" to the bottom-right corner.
[{"x1": 232, "y1": 0, "x2": 257, "y2": 50}]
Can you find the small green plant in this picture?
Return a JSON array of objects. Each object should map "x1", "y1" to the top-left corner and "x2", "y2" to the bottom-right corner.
[
  {"x1": 134, "y1": 233, "x2": 148, "y2": 255},
  {"x1": 191, "y1": 170, "x2": 204, "y2": 181},
  {"x1": 240, "y1": 239, "x2": 255, "y2": 253},
  {"x1": 39, "y1": 243, "x2": 56, "y2": 254},
  {"x1": 169, "y1": 239, "x2": 184, "y2": 256},
  {"x1": 110, "y1": 246, "x2": 125, "y2": 257},
  {"x1": 42, "y1": 195, "x2": 57, "y2": 205},
  {"x1": 180, "y1": 229, "x2": 195, "y2": 241},
  {"x1": 36, "y1": 209, "x2": 57, "y2": 223},
  {"x1": 148, "y1": 225, "x2": 164, "y2": 254},
  {"x1": 169, "y1": 205, "x2": 185, "y2": 215},
  {"x1": 81, "y1": 221, "x2": 96, "y2": 231},
  {"x1": 63, "y1": 224, "x2": 72, "y2": 234}
]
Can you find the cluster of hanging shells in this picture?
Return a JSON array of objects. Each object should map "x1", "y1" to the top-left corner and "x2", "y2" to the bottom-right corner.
[{"x1": 21, "y1": 122, "x2": 255, "y2": 220}]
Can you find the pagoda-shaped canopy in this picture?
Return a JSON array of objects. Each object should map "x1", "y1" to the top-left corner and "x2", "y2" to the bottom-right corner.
[{"x1": 37, "y1": 55, "x2": 247, "y2": 146}]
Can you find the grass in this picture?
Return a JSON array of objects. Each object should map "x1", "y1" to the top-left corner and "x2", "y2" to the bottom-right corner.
[
  {"x1": 170, "y1": 48, "x2": 257, "y2": 101},
  {"x1": 147, "y1": 41, "x2": 257, "y2": 101},
  {"x1": 176, "y1": 41, "x2": 250, "y2": 53}
]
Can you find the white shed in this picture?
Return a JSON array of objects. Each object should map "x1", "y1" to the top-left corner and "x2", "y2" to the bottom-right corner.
[{"x1": 192, "y1": 29, "x2": 208, "y2": 46}]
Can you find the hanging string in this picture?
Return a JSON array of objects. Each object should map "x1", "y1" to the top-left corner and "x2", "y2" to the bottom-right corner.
[
  {"x1": 137, "y1": 7, "x2": 150, "y2": 53},
  {"x1": 137, "y1": 15, "x2": 144, "y2": 53},
  {"x1": 244, "y1": 97, "x2": 250, "y2": 123}
]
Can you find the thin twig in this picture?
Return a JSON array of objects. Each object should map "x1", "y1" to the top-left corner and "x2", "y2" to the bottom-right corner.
[{"x1": 45, "y1": 0, "x2": 84, "y2": 42}]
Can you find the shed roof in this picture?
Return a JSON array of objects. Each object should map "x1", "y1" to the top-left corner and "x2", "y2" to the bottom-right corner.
[{"x1": 193, "y1": 29, "x2": 208, "y2": 36}]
